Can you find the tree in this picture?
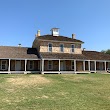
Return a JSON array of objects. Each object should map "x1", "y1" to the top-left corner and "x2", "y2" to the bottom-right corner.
[{"x1": 101, "y1": 49, "x2": 110, "y2": 55}]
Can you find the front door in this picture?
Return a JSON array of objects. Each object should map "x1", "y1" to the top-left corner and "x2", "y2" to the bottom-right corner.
[
  {"x1": 15, "y1": 61, "x2": 21, "y2": 71},
  {"x1": 99, "y1": 62, "x2": 103, "y2": 70},
  {"x1": 60, "y1": 61, "x2": 65, "y2": 71}
]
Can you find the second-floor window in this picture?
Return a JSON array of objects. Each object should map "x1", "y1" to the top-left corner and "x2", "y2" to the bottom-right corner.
[
  {"x1": 48, "y1": 43, "x2": 52, "y2": 52},
  {"x1": 71, "y1": 44, "x2": 74, "y2": 52},
  {"x1": 60, "y1": 44, "x2": 64, "y2": 52}
]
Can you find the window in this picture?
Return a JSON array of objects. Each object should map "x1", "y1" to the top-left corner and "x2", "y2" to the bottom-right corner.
[
  {"x1": 29, "y1": 60, "x2": 34, "y2": 70},
  {"x1": 71, "y1": 44, "x2": 74, "y2": 52},
  {"x1": 1, "y1": 60, "x2": 7, "y2": 70},
  {"x1": 48, "y1": 43, "x2": 52, "y2": 52},
  {"x1": 60, "y1": 44, "x2": 64, "y2": 52},
  {"x1": 71, "y1": 61, "x2": 74, "y2": 70},
  {"x1": 48, "y1": 61, "x2": 53, "y2": 70}
]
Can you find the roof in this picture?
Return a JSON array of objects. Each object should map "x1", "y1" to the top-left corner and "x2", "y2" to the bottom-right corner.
[
  {"x1": 82, "y1": 51, "x2": 110, "y2": 60},
  {"x1": 37, "y1": 35, "x2": 84, "y2": 43},
  {"x1": 40, "y1": 51, "x2": 110, "y2": 60},
  {"x1": 0, "y1": 46, "x2": 39, "y2": 59},
  {"x1": 40, "y1": 52, "x2": 87, "y2": 60}
]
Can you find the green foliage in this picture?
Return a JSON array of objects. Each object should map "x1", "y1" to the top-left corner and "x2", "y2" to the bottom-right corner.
[
  {"x1": 101, "y1": 49, "x2": 110, "y2": 54},
  {"x1": 0, "y1": 74, "x2": 110, "y2": 110}
]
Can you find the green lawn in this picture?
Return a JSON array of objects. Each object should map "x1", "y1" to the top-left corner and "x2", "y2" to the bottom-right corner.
[{"x1": 0, "y1": 74, "x2": 110, "y2": 110}]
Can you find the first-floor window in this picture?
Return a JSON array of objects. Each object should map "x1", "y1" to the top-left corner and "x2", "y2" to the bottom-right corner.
[
  {"x1": 1, "y1": 60, "x2": 7, "y2": 70},
  {"x1": 71, "y1": 61, "x2": 74, "y2": 70},
  {"x1": 29, "y1": 60, "x2": 34, "y2": 70},
  {"x1": 48, "y1": 61, "x2": 53, "y2": 70}
]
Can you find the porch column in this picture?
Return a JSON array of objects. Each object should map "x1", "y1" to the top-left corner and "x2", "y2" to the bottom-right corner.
[
  {"x1": 94, "y1": 61, "x2": 96, "y2": 72},
  {"x1": 59, "y1": 59, "x2": 60, "y2": 72},
  {"x1": 25, "y1": 59, "x2": 27, "y2": 71},
  {"x1": 74, "y1": 60, "x2": 76, "y2": 73},
  {"x1": 83, "y1": 61, "x2": 85, "y2": 71},
  {"x1": 88, "y1": 60, "x2": 90, "y2": 71},
  {"x1": 8, "y1": 59, "x2": 11, "y2": 74},
  {"x1": 41, "y1": 59, "x2": 44, "y2": 74},
  {"x1": 105, "y1": 61, "x2": 106, "y2": 71},
  {"x1": 24, "y1": 59, "x2": 27, "y2": 74},
  {"x1": 40, "y1": 60, "x2": 42, "y2": 71}
]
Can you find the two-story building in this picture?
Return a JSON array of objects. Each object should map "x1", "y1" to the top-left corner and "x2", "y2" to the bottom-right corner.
[{"x1": 0, "y1": 28, "x2": 110, "y2": 74}]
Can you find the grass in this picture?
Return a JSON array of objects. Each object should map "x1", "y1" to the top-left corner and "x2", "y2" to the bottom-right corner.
[{"x1": 0, "y1": 74, "x2": 110, "y2": 110}]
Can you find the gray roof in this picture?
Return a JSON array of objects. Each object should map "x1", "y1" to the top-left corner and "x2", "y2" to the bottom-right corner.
[
  {"x1": 82, "y1": 51, "x2": 110, "y2": 60},
  {"x1": 37, "y1": 35, "x2": 84, "y2": 43},
  {"x1": 0, "y1": 46, "x2": 39, "y2": 59},
  {"x1": 40, "y1": 52, "x2": 87, "y2": 60},
  {"x1": 40, "y1": 51, "x2": 110, "y2": 60}
]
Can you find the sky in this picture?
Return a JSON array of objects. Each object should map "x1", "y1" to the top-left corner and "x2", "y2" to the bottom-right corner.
[{"x1": 0, "y1": 0, "x2": 110, "y2": 51}]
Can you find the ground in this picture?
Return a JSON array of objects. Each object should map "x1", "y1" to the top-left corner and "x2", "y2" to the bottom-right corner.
[{"x1": 0, "y1": 74, "x2": 110, "y2": 110}]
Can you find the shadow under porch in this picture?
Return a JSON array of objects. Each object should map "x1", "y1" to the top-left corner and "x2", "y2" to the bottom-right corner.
[{"x1": 0, "y1": 59, "x2": 41, "y2": 74}]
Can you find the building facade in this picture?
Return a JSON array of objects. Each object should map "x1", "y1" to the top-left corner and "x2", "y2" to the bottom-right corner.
[{"x1": 0, "y1": 28, "x2": 110, "y2": 74}]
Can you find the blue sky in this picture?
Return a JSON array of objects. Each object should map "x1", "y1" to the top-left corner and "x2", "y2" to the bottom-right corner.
[{"x1": 0, "y1": 0, "x2": 110, "y2": 51}]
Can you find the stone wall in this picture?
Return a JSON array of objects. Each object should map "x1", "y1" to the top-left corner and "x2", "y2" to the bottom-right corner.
[{"x1": 39, "y1": 41, "x2": 82, "y2": 54}]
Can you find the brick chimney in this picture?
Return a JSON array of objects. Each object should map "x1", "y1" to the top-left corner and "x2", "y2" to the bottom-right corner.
[{"x1": 72, "y1": 34, "x2": 76, "y2": 39}]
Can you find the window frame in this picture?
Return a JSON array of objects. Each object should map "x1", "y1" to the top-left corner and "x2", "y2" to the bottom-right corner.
[
  {"x1": 60, "y1": 44, "x2": 64, "y2": 52},
  {"x1": 48, "y1": 43, "x2": 52, "y2": 52},
  {"x1": 71, "y1": 44, "x2": 75, "y2": 53},
  {"x1": 48, "y1": 60, "x2": 53, "y2": 70},
  {"x1": 1, "y1": 60, "x2": 7, "y2": 70}
]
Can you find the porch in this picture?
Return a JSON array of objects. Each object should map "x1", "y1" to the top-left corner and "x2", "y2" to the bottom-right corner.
[
  {"x1": 0, "y1": 59, "x2": 40, "y2": 74},
  {"x1": 41, "y1": 59, "x2": 110, "y2": 74}
]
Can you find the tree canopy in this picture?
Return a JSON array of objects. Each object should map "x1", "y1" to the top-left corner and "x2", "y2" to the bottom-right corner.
[{"x1": 101, "y1": 49, "x2": 110, "y2": 55}]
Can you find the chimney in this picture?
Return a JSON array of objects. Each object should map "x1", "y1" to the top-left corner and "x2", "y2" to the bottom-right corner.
[
  {"x1": 36, "y1": 30, "x2": 40, "y2": 37},
  {"x1": 18, "y1": 44, "x2": 21, "y2": 47},
  {"x1": 72, "y1": 34, "x2": 76, "y2": 39}
]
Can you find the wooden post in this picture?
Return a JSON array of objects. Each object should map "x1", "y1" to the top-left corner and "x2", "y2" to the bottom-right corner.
[
  {"x1": 88, "y1": 60, "x2": 90, "y2": 72},
  {"x1": 105, "y1": 61, "x2": 106, "y2": 71},
  {"x1": 83, "y1": 61, "x2": 85, "y2": 71},
  {"x1": 24, "y1": 59, "x2": 27, "y2": 74},
  {"x1": 40, "y1": 60, "x2": 41, "y2": 71},
  {"x1": 8, "y1": 59, "x2": 11, "y2": 74},
  {"x1": 58, "y1": 59, "x2": 60, "y2": 74},
  {"x1": 94, "y1": 61, "x2": 96, "y2": 73},
  {"x1": 74, "y1": 60, "x2": 76, "y2": 73},
  {"x1": 42, "y1": 59, "x2": 44, "y2": 74},
  {"x1": 25, "y1": 59, "x2": 27, "y2": 71}
]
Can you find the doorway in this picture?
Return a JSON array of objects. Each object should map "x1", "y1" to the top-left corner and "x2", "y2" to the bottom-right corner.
[{"x1": 15, "y1": 61, "x2": 21, "y2": 71}]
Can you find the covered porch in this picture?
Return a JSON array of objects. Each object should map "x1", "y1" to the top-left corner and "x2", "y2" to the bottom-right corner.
[
  {"x1": 41, "y1": 59, "x2": 110, "y2": 74},
  {"x1": 0, "y1": 58, "x2": 41, "y2": 74}
]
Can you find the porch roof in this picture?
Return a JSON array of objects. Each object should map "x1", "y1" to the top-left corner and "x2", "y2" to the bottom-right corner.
[
  {"x1": 83, "y1": 51, "x2": 110, "y2": 60},
  {"x1": 0, "y1": 46, "x2": 39, "y2": 59},
  {"x1": 40, "y1": 52, "x2": 88, "y2": 60}
]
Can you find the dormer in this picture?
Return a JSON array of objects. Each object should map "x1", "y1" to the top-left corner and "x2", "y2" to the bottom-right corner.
[{"x1": 51, "y1": 28, "x2": 59, "y2": 36}]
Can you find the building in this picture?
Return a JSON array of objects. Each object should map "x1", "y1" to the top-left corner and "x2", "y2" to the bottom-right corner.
[{"x1": 0, "y1": 28, "x2": 110, "y2": 74}]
